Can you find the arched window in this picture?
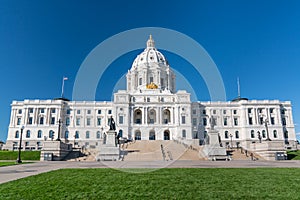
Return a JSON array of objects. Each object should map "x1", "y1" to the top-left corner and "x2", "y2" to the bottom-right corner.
[
  {"x1": 235, "y1": 131, "x2": 239, "y2": 139},
  {"x1": 182, "y1": 130, "x2": 186, "y2": 138},
  {"x1": 149, "y1": 130, "x2": 155, "y2": 140},
  {"x1": 148, "y1": 109, "x2": 156, "y2": 124},
  {"x1": 37, "y1": 130, "x2": 42, "y2": 138},
  {"x1": 96, "y1": 131, "x2": 101, "y2": 139},
  {"x1": 75, "y1": 131, "x2": 79, "y2": 139},
  {"x1": 273, "y1": 130, "x2": 277, "y2": 138},
  {"x1": 262, "y1": 130, "x2": 266, "y2": 138},
  {"x1": 134, "y1": 109, "x2": 142, "y2": 124},
  {"x1": 26, "y1": 130, "x2": 31, "y2": 138},
  {"x1": 163, "y1": 109, "x2": 171, "y2": 124},
  {"x1": 65, "y1": 131, "x2": 69, "y2": 139},
  {"x1": 86, "y1": 131, "x2": 90, "y2": 139},
  {"x1": 49, "y1": 130, "x2": 54, "y2": 139},
  {"x1": 15, "y1": 131, "x2": 19, "y2": 138},
  {"x1": 135, "y1": 131, "x2": 141, "y2": 140},
  {"x1": 251, "y1": 130, "x2": 255, "y2": 138},
  {"x1": 164, "y1": 130, "x2": 170, "y2": 140},
  {"x1": 225, "y1": 131, "x2": 229, "y2": 139}
]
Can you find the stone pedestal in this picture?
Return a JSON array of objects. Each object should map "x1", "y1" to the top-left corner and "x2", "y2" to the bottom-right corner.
[
  {"x1": 96, "y1": 130, "x2": 120, "y2": 161},
  {"x1": 202, "y1": 129, "x2": 227, "y2": 160},
  {"x1": 40, "y1": 140, "x2": 72, "y2": 161}
]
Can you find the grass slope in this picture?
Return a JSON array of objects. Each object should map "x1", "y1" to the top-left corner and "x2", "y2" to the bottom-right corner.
[
  {"x1": 1, "y1": 168, "x2": 300, "y2": 199},
  {"x1": 0, "y1": 151, "x2": 40, "y2": 160}
]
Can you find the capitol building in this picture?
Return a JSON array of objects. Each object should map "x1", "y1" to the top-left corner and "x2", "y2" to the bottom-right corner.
[{"x1": 4, "y1": 36, "x2": 297, "y2": 151}]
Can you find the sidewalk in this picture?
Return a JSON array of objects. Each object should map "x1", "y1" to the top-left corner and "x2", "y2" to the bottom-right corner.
[{"x1": 1, "y1": 160, "x2": 300, "y2": 184}]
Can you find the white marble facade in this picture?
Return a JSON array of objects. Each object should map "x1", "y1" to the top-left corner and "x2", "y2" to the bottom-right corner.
[{"x1": 4, "y1": 36, "x2": 297, "y2": 150}]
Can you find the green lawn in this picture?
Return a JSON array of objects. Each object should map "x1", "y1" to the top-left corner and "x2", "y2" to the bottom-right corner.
[
  {"x1": 1, "y1": 168, "x2": 300, "y2": 199},
  {"x1": 287, "y1": 150, "x2": 300, "y2": 160},
  {"x1": 0, "y1": 161, "x2": 17, "y2": 167},
  {"x1": 0, "y1": 150, "x2": 40, "y2": 160}
]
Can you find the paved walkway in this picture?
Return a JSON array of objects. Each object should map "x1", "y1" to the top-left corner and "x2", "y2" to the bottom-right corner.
[{"x1": 1, "y1": 160, "x2": 300, "y2": 184}]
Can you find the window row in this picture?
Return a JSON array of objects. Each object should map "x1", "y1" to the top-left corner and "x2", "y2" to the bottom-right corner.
[
  {"x1": 250, "y1": 130, "x2": 279, "y2": 139},
  {"x1": 199, "y1": 109, "x2": 238, "y2": 115}
]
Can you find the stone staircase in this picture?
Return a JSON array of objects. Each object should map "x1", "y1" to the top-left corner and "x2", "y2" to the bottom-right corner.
[
  {"x1": 122, "y1": 140, "x2": 205, "y2": 161},
  {"x1": 229, "y1": 148, "x2": 264, "y2": 161}
]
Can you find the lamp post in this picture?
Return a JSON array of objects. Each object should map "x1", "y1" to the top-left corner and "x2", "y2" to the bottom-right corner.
[
  {"x1": 16, "y1": 126, "x2": 24, "y2": 163},
  {"x1": 56, "y1": 119, "x2": 62, "y2": 141},
  {"x1": 229, "y1": 133, "x2": 233, "y2": 149},
  {"x1": 263, "y1": 118, "x2": 271, "y2": 141},
  {"x1": 257, "y1": 131, "x2": 262, "y2": 143}
]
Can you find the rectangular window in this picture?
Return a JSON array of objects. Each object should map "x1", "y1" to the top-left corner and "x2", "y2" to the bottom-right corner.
[
  {"x1": 223, "y1": 110, "x2": 226, "y2": 115},
  {"x1": 271, "y1": 117, "x2": 275, "y2": 125},
  {"x1": 259, "y1": 117, "x2": 264, "y2": 125},
  {"x1": 66, "y1": 118, "x2": 70, "y2": 126},
  {"x1": 28, "y1": 117, "x2": 33, "y2": 125},
  {"x1": 40, "y1": 108, "x2": 45, "y2": 113},
  {"x1": 270, "y1": 108, "x2": 274, "y2": 114},
  {"x1": 67, "y1": 109, "x2": 71, "y2": 115},
  {"x1": 192, "y1": 110, "x2": 196, "y2": 115},
  {"x1": 51, "y1": 108, "x2": 56, "y2": 113},
  {"x1": 108, "y1": 110, "x2": 112, "y2": 114},
  {"x1": 213, "y1": 110, "x2": 216, "y2": 115},
  {"x1": 77, "y1": 110, "x2": 81, "y2": 115},
  {"x1": 203, "y1": 118, "x2": 207, "y2": 126},
  {"x1": 161, "y1": 78, "x2": 164, "y2": 87},
  {"x1": 86, "y1": 118, "x2": 91, "y2": 126},
  {"x1": 233, "y1": 110, "x2": 237, "y2": 115},
  {"x1": 98, "y1": 110, "x2": 101, "y2": 114},
  {"x1": 223, "y1": 118, "x2": 227, "y2": 126},
  {"x1": 119, "y1": 116, "x2": 124, "y2": 124},
  {"x1": 282, "y1": 118, "x2": 286, "y2": 126},
  {"x1": 249, "y1": 117, "x2": 253, "y2": 125},
  {"x1": 51, "y1": 117, "x2": 55, "y2": 125},
  {"x1": 147, "y1": 97, "x2": 150, "y2": 102},
  {"x1": 29, "y1": 108, "x2": 34, "y2": 113},
  {"x1": 248, "y1": 108, "x2": 252, "y2": 114},
  {"x1": 18, "y1": 109, "x2": 22, "y2": 114},
  {"x1": 202, "y1": 110, "x2": 206, "y2": 115},
  {"x1": 192, "y1": 118, "x2": 197, "y2": 126},
  {"x1": 281, "y1": 109, "x2": 285, "y2": 115},
  {"x1": 97, "y1": 117, "x2": 101, "y2": 126},
  {"x1": 39, "y1": 117, "x2": 44, "y2": 125},
  {"x1": 139, "y1": 78, "x2": 142, "y2": 85},
  {"x1": 258, "y1": 108, "x2": 263, "y2": 114},
  {"x1": 17, "y1": 118, "x2": 21, "y2": 125},
  {"x1": 234, "y1": 118, "x2": 238, "y2": 126},
  {"x1": 87, "y1": 110, "x2": 91, "y2": 115},
  {"x1": 76, "y1": 118, "x2": 80, "y2": 126},
  {"x1": 150, "y1": 77, "x2": 153, "y2": 83},
  {"x1": 181, "y1": 116, "x2": 186, "y2": 124}
]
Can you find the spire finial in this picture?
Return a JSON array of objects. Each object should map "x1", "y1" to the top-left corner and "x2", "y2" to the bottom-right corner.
[{"x1": 147, "y1": 34, "x2": 155, "y2": 48}]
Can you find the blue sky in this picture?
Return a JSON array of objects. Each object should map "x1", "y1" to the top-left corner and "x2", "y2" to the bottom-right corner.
[{"x1": 1, "y1": 0, "x2": 300, "y2": 141}]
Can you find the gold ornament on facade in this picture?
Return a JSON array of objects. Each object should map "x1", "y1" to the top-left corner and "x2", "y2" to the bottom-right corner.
[{"x1": 146, "y1": 82, "x2": 158, "y2": 89}]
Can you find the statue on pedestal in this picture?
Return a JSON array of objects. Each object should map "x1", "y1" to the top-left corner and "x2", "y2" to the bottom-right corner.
[
  {"x1": 209, "y1": 117, "x2": 215, "y2": 130},
  {"x1": 108, "y1": 116, "x2": 116, "y2": 131}
]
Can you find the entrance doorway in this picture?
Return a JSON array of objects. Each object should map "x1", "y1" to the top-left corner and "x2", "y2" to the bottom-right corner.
[{"x1": 164, "y1": 130, "x2": 170, "y2": 140}]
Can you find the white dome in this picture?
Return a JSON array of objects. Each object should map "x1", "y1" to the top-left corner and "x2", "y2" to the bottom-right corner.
[{"x1": 131, "y1": 35, "x2": 168, "y2": 69}]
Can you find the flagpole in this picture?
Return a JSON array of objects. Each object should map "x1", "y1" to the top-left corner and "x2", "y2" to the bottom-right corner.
[{"x1": 61, "y1": 77, "x2": 65, "y2": 98}]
